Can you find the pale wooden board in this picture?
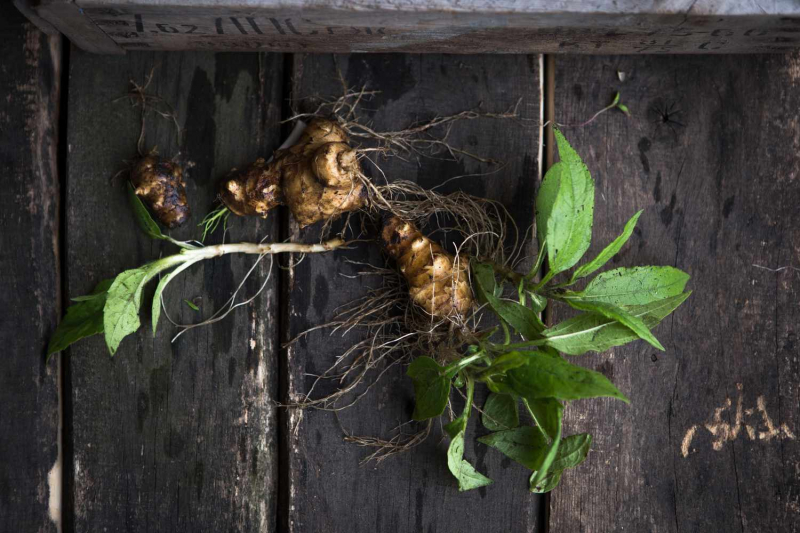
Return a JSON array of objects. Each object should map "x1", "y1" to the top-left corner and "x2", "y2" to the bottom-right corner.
[
  {"x1": 281, "y1": 53, "x2": 544, "y2": 533},
  {"x1": 65, "y1": 49, "x2": 284, "y2": 531},
  {"x1": 0, "y1": 5, "x2": 62, "y2": 532},
  {"x1": 25, "y1": 0, "x2": 800, "y2": 54},
  {"x1": 548, "y1": 54, "x2": 800, "y2": 532}
]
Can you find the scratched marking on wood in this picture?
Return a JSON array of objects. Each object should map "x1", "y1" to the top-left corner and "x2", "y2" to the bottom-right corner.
[
  {"x1": 65, "y1": 50, "x2": 283, "y2": 531},
  {"x1": 681, "y1": 383, "x2": 796, "y2": 458},
  {"x1": 549, "y1": 53, "x2": 800, "y2": 533},
  {"x1": 281, "y1": 54, "x2": 543, "y2": 533},
  {"x1": 0, "y1": 4, "x2": 61, "y2": 532}
]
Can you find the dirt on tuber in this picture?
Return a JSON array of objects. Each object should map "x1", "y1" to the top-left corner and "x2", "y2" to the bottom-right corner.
[
  {"x1": 219, "y1": 118, "x2": 366, "y2": 227},
  {"x1": 131, "y1": 154, "x2": 190, "y2": 228},
  {"x1": 381, "y1": 215, "x2": 473, "y2": 320}
]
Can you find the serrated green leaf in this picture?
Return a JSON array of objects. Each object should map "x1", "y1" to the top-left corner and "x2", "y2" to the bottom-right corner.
[
  {"x1": 571, "y1": 210, "x2": 642, "y2": 282},
  {"x1": 127, "y1": 181, "x2": 164, "y2": 240},
  {"x1": 524, "y1": 398, "x2": 563, "y2": 441},
  {"x1": 544, "y1": 292, "x2": 690, "y2": 355},
  {"x1": 47, "y1": 279, "x2": 114, "y2": 357},
  {"x1": 482, "y1": 393, "x2": 519, "y2": 431},
  {"x1": 568, "y1": 299, "x2": 665, "y2": 351},
  {"x1": 104, "y1": 258, "x2": 180, "y2": 355},
  {"x1": 566, "y1": 266, "x2": 689, "y2": 306},
  {"x1": 543, "y1": 130, "x2": 595, "y2": 276},
  {"x1": 407, "y1": 357, "x2": 450, "y2": 421},
  {"x1": 478, "y1": 427, "x2": 550, "y2": 470},
  {"x1": 473, "y1": 262, "x2": 544, "y2": 339},
  {"x1": 506, "y1": 351, "x2": 629, "y2": 403}
]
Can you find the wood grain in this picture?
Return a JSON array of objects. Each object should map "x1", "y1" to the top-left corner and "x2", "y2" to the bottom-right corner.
[
  {"x1": 0, "y1": 4, "x2": 62, "y2": 532},
  {"x1": 65, "y1": 49, "x2": 284, "y2": 531},
  {"x1": 281, "y1": 53, "x2": 543, "y2": 533},
  {"x1": 548, "y1": 54, "x2": 800, "y2": 533}
]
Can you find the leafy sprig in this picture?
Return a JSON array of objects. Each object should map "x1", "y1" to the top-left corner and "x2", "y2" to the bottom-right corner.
[{"x1": 406, "y1": 129, "x2": 690, "y2": 493}]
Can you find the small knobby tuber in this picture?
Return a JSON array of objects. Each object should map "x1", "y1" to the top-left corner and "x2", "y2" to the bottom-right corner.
[
  {"x1": 381, "y1": 216, "x2": 473, "y2": 320},
  {"x1": 131, "y1": 154, "x2": 190, "y2": 228},
  {"x1": 218, "y1": 118, "x2": 366, "y2": 227}
]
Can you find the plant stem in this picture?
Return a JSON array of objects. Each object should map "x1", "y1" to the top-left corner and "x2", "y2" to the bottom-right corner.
[
  {"x1": 445, "y1": 352, "x2": 484, "y2": 376},
  {"x1": 180, "y1": 238, "x2": 346, "y2": 261}
]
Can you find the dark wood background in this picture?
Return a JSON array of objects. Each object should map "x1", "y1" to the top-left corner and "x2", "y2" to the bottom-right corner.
[{"x1": 2, "y1": 2, "x2": 799, "y2": 531}]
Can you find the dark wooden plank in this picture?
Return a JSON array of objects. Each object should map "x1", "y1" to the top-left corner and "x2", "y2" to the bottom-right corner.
[
  {"x1": 283, "y1": 54, "x2": 543, "y2": 533},
  {"x1": 65, "y1": 49, "x2": 284, "y2": 531},
  {"x1": 549, "y1": 54, "x2": 800, "y2": 532},
  {"x1": 0, "y1": 5, "x2": 62, "y2": 532}
]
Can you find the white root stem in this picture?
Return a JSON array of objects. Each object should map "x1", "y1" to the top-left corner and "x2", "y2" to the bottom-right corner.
[{"x1": 182, "y1": 237, "x2": 346, "y2": 260}]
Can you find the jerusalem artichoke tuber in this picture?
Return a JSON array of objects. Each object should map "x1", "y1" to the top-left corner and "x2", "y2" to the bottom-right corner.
[
  {"x1": 218, "y1": 118, "x2": 366, "y2": 227},
  {"x1": 131, "y1": 154, "x2": 190, "y2": 228},
  {"x1": 381, "y1": 216, "x2": 473, "y2": 320}
]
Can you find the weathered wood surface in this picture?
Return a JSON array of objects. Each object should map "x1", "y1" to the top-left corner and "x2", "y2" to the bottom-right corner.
[
  {"x1": 65, "y1": 49, "x2": 284, "y2": 531},
  {"x1": 549, "y1": 54, "x2": 800, "y2": 532},
  {"x1": 24, "y1": 0, "x2": 800, "y2": 54},
  {"x1": 282, "y1": 53, "x2": 543, "y2": 533},
  {"x1": 0, "y1": 4, "x2": 62, "y2": 532}
]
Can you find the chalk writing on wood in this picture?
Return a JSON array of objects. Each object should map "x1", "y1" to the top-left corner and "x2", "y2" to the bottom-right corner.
[{"x1": 681, "y1": 384, "x2": 796, "y2": 458}]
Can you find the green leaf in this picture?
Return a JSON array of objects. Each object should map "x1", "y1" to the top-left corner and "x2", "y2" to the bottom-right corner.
[
  {"x1": 611, "y1": 92, "x2": 621, "y2": 106},
  {"x1": 407, "y1": 357, "x2": 450, "y2": 421},
  {"x1": 550, "y1": 433, "x2": 592, "y2": 472},
  {"x1": 47, "y1": 279, "x2": 114, "y2": 357},
  {"x1": 542, "y1": 130, "x2": 595, "y2": 276},
  {"x1": 617, "y1": 104, "x2": 631, "y2": 116},
  {"x1": 127, "y1": 181, "x2": 164, "y2": 240},
  {"x1": 506, "y1": 351, "x2": 629, "y2": 403},
  {"x1": 530, "y1": 468, "x2": 562, "y2": 493},
  {"x1": 530, "y1": 420, "x2": 562, "y2": 488},
  {"x1": 104, "y1": 258, "x2": 180, "y2": 355},
  {"x1": 446, "y1": 379, "x2": 492, "y2": 491},
  {"x1": 535, "y1": 164, "x2": 563, "y2": 247},
  {"x1": 530, "y1": 433, "x2": 592, "y2": 493},
  {"x1": 571, "y1": 210, "x2": 642, "y2": 282},
  {"x1": 473, "y1": 262, "x2": 544, "y2": 339},
  {"x1": 566, "y1": 266, "x2": 689, "y2": 306},
  {"x1": 568, "y1": 299, "x2": 665, "y2": 351},
  {"x1": 448, "y1": 432, "x2": 493, "y2": 491},
  {"x1": 151, "y1": 260, "x2": 198, "y2": 335},
  {"x1": 544, "y1": 292, "x2": 690, "y2": 355},
  {"x1": 184, "y1": 299, "x2": 200, "y2": 311},
  {"x1": 482, "y1": 393, "x2": 519, "y2": 431},
  {"x1": 524, "y1": 398, "x2": 563, "y2": 441},
  {"x1": 475, "y1": 352, "x2": 528, "y2": 381},
  {"x1": 477, "y1": 427, "x2": 550, "y2": 470}
]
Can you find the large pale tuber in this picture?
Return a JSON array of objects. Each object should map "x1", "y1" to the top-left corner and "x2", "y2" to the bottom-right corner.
[
  {"x1": 218, "y1": 118, "x2": 366, "y2": 227},
  {"x1": 131, "y1": 154, "x2": 190, "y2": 228},
  {"x1": 381, "y1": 216, "x2": 473, "y2": 319}
]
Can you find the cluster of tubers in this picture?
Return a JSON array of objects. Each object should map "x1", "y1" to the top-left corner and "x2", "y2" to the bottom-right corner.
[
  {"x1": 131, "y1": 117, "x2": 473, "y2": 321},
  {"x1": 218, "y1": 118, "x2": 366, "y2": 227}
]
